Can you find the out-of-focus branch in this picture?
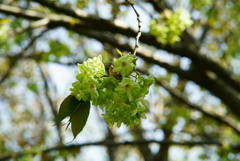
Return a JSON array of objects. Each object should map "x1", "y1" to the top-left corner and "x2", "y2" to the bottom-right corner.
[
  {"x1": 12, "y1": 18, "x2": 50, "y2": 36},
  {"x1": 146, "y1": 0, "x2": 166, "y2": 12},
  {"x1": 1, "y1": 4, "x2": 240, "y2": 117},
  {"x1": 71, "y1": 29, "x2": 240, "y2": 115},
  {"x1": 200, "y1": 23, "x2": 211, "y2": 43},
  {"x1": 0, "y1": 140, "x2": 223, "y2": 161},
  {"x1": 1, "y1": 3, "x2": 240, "y2": 94},
  {"x1": 0, "y1": 29, "x2": 48, "y2": 83},
  {"x1": 38, "y1": 64, "x2": 63, "y2": 144},
  {"x1": 139, "y1": 69, "x2": 240, "y2": 136}
]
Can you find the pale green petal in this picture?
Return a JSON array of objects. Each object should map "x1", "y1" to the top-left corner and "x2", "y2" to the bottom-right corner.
[{"x1": 113, "y1": 55, "x2": 136, "y2": 77}]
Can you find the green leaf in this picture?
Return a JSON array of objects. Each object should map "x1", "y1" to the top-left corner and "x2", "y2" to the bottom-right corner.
[
  {"x1": 56, "y1": 95, "x2": 83, "y2": 125},
  {"x1": 70, "y1": 101, "x2": 90, "y2": 139},
  {"x1": 27, "y1": 82, "x2": 38, "y2": 93},
  {"x1": 116, "y1": 48, "x2": 123, "y2": 56}
]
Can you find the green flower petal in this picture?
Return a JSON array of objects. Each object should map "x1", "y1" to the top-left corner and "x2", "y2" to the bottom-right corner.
[
  {"x1": 115, "y1": 78, "x2": 141, "y2": 101},
  {"x1": 113, "y1": 55, "x2": 135, "y2": 77}
]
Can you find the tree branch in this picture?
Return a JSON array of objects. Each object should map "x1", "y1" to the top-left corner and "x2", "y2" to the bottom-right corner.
[
  {"x1": 70, "y1": 29, "x2": 240, "y2": 116},
  {"x1": 0, "y1": 140, "x2": 223, "y2": 161},
  {"x1": 1, "y1": 4, "x2": 240, "y2": 117},
  {"x1": 138, "y1": 69, "x2": 240, "y2": 136},
  {"x1": 1, "y1": 3, "x2": 240, "y2": 95}
]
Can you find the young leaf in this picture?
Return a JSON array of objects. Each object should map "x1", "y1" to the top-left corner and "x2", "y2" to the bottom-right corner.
[
  {"x1": 56, "y1": 95, "x2": 83, "y2": 125},
  {"x1": 116, "y1": 48, "x2": 123, "y2": 56},
  {"x1": 70, "y1": 101, "x2": 90, "y2": 139}
]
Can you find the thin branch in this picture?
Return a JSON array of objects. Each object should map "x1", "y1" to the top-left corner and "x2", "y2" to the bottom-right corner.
[
  {"x1": 126, "y1": 0, "x2": 142, "y2": 55},
  {"x1": 0, "y1": 29, "x2": 48, "y2": 83},
  {"x1": 38, "y1": 63, "x2": 63, "y2": 144}
]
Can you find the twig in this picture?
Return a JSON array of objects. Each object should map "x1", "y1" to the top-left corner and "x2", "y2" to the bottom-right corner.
[{"x1": 126, "y1": 0, "x2": 142, "y2": 56}]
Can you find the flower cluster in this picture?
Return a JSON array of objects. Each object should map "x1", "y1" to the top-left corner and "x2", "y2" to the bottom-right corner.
[
  {"x1": 150, "y1": 8, "x2": 193, "y2": 44},
  {"x1": 70, "y1": 54, "x2": 154, "y2": 128}
]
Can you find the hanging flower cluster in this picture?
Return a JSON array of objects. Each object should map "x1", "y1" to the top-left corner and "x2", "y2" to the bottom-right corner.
[{"x1": 69, "y1": 53, "x2": 154, "y2": 128}]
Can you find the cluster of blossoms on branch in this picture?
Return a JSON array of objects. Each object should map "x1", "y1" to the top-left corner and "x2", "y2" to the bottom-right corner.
[
  {"x1": 70, "y1": 53, "x2": 154, "y2": 128},
  {"x1": 150, "y1": 8, "x2": 193, "y2": 44}
]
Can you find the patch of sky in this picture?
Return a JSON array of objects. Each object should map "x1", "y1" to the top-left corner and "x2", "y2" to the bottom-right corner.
[
  {"x1": 5, "y1": 139, "x2": 22, "y2": 152},
  {"x1": 180, "y1": 57, "x2": 192, "y2": 70},
  {"x1": 154, "y1": 129, "x2": 165, "y2": 141},
  {"x1": 228, "y1": 153, "x2": 235, "y2": 160},
  {"x1": 145, "y1": 130, "x2": 156, "y2": 140},
  {"x1": 188, "y1": 147, "x2": 204, "y2": 161},
  {"x1": 149, "y1": 65, "x2": 167, "y2": 78},
  {"x1": 184, "y1": 81, "x2": 203, "y2": 104},
  {"x1": 47, "y1": 63, "x2": 76, "y2": 96},
  {"x1": 98, "y1": 3, "x2": 112, "y2": 19},
  {"x1": 148, "y1": 143, "x2": 160, "y2": 154},
  {"x1": 10, "y1": 44, "x2": 21, "y2": 55},
  {"x1": 83, "y1": 0, "x2": 96, "y2": 14},
  {"x1": 203, "y1": 91, "x2": 221, "y2": 106},
  {"x1": 121, "y1": 4, "x2": 151, "y2": 32},
  {"x1": 170, "y1": 74, "x2": 179, "y2": 88},
  {"x1": 231, "y1": 54, "x2": 240, "y2": 74},
  {"x1": 169, "y1": 146, "x2": 187, "y2": 161},
  {"x1": 190, "y1": 111, "x2": 202, "y2": 120},
  {"x1": 84, "y1": 38, "x2": 104, "y2": 54},
  {"x1": 21, "y1": 19, "x2": 30, "y2": 28},
  {"x1": 173, "y1": 117, "x2": 186, "y2": 134},
  {"x1": 0, "y1": 101, "x2": 11, "y2": 133},
  {"x1": 156, "y1": 50, "x2": 175, "y2": 63},
  {"x1": 194, "y1": 27, "x2": 204, "y2": 40},
  {"x1": 46, "y1": 28, "x2": 75, "y2": 47},
  {"x1": 117, "y1": 123, "x2": 129, "y2": 136},
  {"x1": 135, "y1": 56, "x2": 144, "y2": 68},
  {"x1": 19, "y1": 0, "x2": 28, "y2": 8},
  {"x1": 125, "y1": 154, "x2": 142, "y2": 161},
  {"x1": 77, "y1": 146, "x2": 108, "y2": 161},
  {"x1": 33, "y1": 155, "x2": 41, "y2": 161},
  {"x1": 35, "y1": 38, "x2": 50, "y2": 52},
  {"x1": 139, "y1": 1, "x2": 155, "y2": 16},
  {"x1": 182, "y1": 133, "x2": 192, "y2": 141},
  {"x1": 146, "y1": 85, "x2": 160, "y2": 111},
  {"x1": 141, "y1": 114, "x2": 157, "y2": 131},
  {"x1": 60, "y1": 0, "x2": 76, "y2": 6},
  {"x1": 192, "y1": 10, "x2": 201, "y2": 20}
]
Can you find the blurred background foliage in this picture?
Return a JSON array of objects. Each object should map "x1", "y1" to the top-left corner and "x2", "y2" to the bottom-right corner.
[{"x1": 0, "y1": 0, "x2": 240, "y2": 161}]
